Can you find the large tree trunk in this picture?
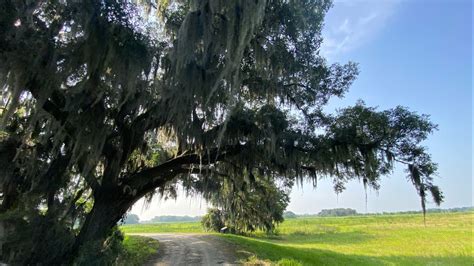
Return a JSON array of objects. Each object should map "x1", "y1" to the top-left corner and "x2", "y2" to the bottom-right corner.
[{"x1": 63, "y1": 188, "x2": 135, "y2": 264}]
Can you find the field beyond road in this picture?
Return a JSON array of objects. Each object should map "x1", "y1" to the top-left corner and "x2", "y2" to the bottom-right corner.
[{"x1": 121, "y1": 212, "x2": 473, "y2": 265}]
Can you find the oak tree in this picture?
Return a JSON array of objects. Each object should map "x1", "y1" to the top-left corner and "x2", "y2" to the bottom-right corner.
[{"x1": 0, "y1": 0, "x2": 442, "y2": 263}]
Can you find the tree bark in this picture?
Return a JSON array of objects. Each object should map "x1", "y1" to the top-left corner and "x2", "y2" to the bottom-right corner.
[
  {"x1": 58, "y1": 145, "x2": 244, "y2": 263},
  {"x1": 64, "y1": 188, "x2": 134, "y2": 264}
]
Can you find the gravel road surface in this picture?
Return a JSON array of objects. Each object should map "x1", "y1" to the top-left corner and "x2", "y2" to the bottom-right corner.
[{"x1": 134, "y1": 233, "x2": 242, "y2": 266}]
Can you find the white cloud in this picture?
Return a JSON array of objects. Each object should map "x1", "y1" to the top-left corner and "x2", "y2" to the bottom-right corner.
[
  {"x1": 321, "y1": 1, "x2": 399, "y2": 60},
  {"x1": 338, "y1": 18, "x2": 351, "y2": 34}
]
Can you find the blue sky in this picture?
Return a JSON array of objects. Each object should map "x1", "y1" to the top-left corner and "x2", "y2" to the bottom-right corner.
[{"x1": 131, "y1": 0, "x2": 472, "y2": 219}]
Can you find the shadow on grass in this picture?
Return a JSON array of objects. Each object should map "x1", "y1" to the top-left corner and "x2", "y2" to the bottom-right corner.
[
  {"x1": 252, "y1": 230, "x2": 374, "y2": 246},
  {"x1": 284, "y1": 231, "x2": 373, "y2": 245},
  {"x1": 219, "y1": 234, "x2": 472, "y2": 266}
]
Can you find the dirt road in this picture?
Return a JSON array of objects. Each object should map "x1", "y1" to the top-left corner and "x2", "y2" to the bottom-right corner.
[{"x1": 135, "y1": 233, "x2": 243, "y2": 266}]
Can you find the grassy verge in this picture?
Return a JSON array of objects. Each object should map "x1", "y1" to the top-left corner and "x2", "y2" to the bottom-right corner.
[
  {"x1": 117, "y1": 235, "x2": 159, "y2": 266},
  {"x1": 220, "y1": 212, "x2": 473, "y2": 265}
]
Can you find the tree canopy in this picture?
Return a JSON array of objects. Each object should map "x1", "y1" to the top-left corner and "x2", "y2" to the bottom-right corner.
[
  {"x1": 318, "y1": 208, "x2": 357, "y2": 217},
  {"x1": 0, "y1": 0, "x2": 442, "y2": 263},
  {"x1": 123, "y1": 214, "x2": 140, "y2": 224},
  {"x1": 283, "y1": 211, "x2": 298, "y2": 219},
  {"x1": 200, "y1": 174, "x2": 291, "y2": 233}
]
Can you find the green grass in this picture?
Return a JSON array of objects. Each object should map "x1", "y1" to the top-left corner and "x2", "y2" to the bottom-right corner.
[
  {"x1": 121, "y1": 221, "x2": 203, "y2": 234},
  {"x1": 121, "y1": 212, "x2": 473, "y2": 265},
  {"x1": 118, "y1": 235, "x2": 159, "y2": 265},
  {"x1": 222, "y1": 212, "x2": 473, "y2": 265}
]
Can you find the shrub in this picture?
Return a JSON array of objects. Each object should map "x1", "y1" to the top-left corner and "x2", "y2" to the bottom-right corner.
[{"x1": 201, "y1": 208, "x2": 225, "y2": 232}]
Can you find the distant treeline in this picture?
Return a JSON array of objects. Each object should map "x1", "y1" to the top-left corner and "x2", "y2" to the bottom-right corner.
[
  {"x1": 283, "y1": 209, "x2": 358, "y2": 218},
  {"x1": 292, "y1": 208, "x2": 358, "y2": 218},
  {"x1": 372, "y1": 206, "x2": 474, "y2": 216},
  {"x1": 122, "y1": 206, "x2": 473, "y2": 224},
  {"x1": 318, "y1": 208, "x2": 358, "y2": 217},
  {"x1": 143, "y1": 215, "x2": 202, "y2": 223},
  {"x1": 286, "y1": 206, "x2": 473, "y2": 218}
]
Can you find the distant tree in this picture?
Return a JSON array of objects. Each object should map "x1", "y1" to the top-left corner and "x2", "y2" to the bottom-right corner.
[
  {"x1": 283, "y1": 211, "x2": 298, "y2": 219},
  {"x1": 149, "y1": 215, "x2": 200, "y2": 223},
  {"x1": 200, "y1": 176, "x2": 290, "y2": 234},
  {"x1": 318, "y1": 208, "x2": 357, "y2": 217},
  {"x1": 123, "y1": 214, "x2": 140, "y2": 224},
  {"x1": 0, "y1": 0, "x2": 443, "y2": 263},
  {"x1": 201, "y1": 208, "x2": 225, "y2": 232}
]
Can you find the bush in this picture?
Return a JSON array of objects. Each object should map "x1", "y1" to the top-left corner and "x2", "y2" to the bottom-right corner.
[
  {"x1": 201, "y1": 176, "x2": 290, "y2": 234},
  {"x1": 201, "y1": 208, "x2": 225, "y2": 232},
  {"x1": 0, "y1": 210, "x2": 75, "y2": 265},
  {"x1": 75, "y1": 227, "x2": 124, "y2": 265},
  {"x1": 75, "y1": 229, "x2": 160, "y2": 266}
]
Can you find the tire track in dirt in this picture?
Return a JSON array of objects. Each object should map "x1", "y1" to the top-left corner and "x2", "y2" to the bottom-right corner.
[{"x1": 135, "y1": 233, "x2": 242, "y2": 265}]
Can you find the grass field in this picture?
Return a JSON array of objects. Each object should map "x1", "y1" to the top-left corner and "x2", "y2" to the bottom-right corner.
[
  {"x1": 121, "y1": 212, "x2": 473, "y2": 265},
  {"x1": 121, "y1": 221, "x2": 203, "y2": 234}
]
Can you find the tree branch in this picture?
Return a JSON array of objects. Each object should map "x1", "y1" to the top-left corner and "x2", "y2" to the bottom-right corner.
[{"x1": 123, "y1": 144, "x2": 244, "y2": 196}]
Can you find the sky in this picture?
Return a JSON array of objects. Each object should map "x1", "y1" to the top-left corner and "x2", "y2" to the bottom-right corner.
[{"x1": 130, "y1": 0, "x2": 473, "y2": 220}]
